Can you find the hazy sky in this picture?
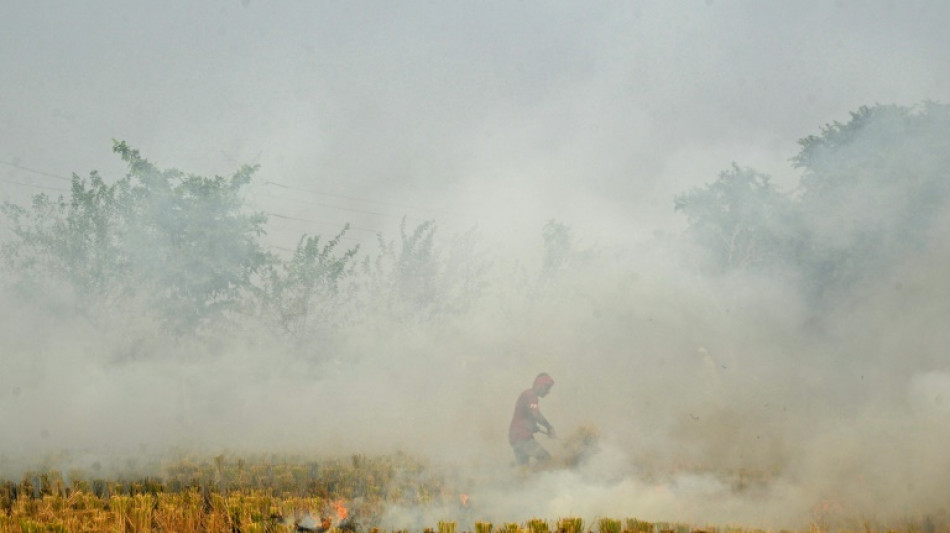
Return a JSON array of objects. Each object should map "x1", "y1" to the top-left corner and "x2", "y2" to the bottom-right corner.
[{"x1": 2, "y1": 0, "x2": 949, "y2": 249}]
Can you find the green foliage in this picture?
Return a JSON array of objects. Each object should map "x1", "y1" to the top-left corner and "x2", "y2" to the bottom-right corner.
[
  {"x1": 675, "y1": 102, "x2": 950, "y2": 304},
  {"x1": 2, "y1": 142, "x2": 637, "y2": 345},
  {"x1": 792, "y1": 102, "x2": 950, "y2": 298},
  {"x1": 362, "y1": 217, "x2": 490, "y2": 320},
  {"x1": 1, "y1": 170, "x2": 127, "y2": 305},
  {"x1": 260, "y1": 226, "x2": 360, "y2": 336},
  {"x1": 112, "y1": 142, "x2": 272, "y2": 331},
  {"x1": 361, "y1": 217, "x2": 439, "y2": 316},
  {"x1": 393, "y1": 217, "x2": 439, "y2": 307},
  {"x1": 675, "y1": 164, "x2": 800, "y2": 272},
  {"x1": 439, "y1": 228, "x2": 493, "y2": 313},
  {"x1": 0, "y1": 141, "x2": 503, "y2": 342},
  {"x1": 541, "y1": 220, "x2": 573, "y2": 276},
  {"x1": 1, "y1": 141, "x2": 271, "y2": 333}
]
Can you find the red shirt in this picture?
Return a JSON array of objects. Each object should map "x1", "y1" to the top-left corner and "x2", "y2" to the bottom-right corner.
[{"x1": 508, "y1": 388, "x2": 541, "y2": 444}]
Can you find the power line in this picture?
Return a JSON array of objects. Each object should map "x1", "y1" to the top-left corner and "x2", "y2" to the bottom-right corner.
[
  {"x1": 251, "y1": 189, "x2": 473, "y2": 241},
  {"x1": 265, "y1": 229, "x2": 368, "y2": 250},
  {"x1": 252, "y1": 189, "x2": 421, "y2": 223},
  {"x1": 257, "y1": 183, "x2": 399, "y2": 218},
  {"x1": 0, "y1": 158, "x2": 468, "y2": 226},
  {"x1": 265, "y1": 212, "x2": 378, "y2": 234},
  {"x1": 262, "y1": 179, "x2": 455, "y2": 217},
  {"x1": 0, "y1": 160, "x2": 72, "y2": 182},
  {"x1": 257, "y1": 180, "x2": 504, "y2": 234},
  {"x1": 1, "y1": 158, "x2": 487, "y2": 227},
  {"x1": 0, "y1": 161, "x2": 479, "y2": 246},
  {"x1": 0, "y1": 176, "x2": 69, "y2": 192},
  {"x1": 252, "y1": 183, "x2": 484, "y2": 232}
]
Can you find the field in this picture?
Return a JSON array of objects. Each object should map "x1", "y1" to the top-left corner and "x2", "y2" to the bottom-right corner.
[
  {"x1": 0, "y1": 450, "x2": 944, "y2": 533},
  {"x1": 0, "y1": 452, "x2": 443, "y2": 532}
]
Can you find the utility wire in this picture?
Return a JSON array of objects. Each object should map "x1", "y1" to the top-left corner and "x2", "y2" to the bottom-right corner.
[
  {"x1": 264, "y1": 227, "x2": 369, "y2": 250},
  {"x1": 0, "y1": 161, "x2": 471, "y2": 247},
  {"x1": 262, "y1": 179, "x2": 456, "y2": 217},
  {"x1": 252, "y1": 184, "x2": 481, "y2": 232},
  {"x1": 0, "y1": 176, "x2": 69, "y2": 192},
  {"x1": 259, "y1": 186, "x2": 395, "y2": 218},
  {"x1": 2, "y1": 158, "x2": 480, "y2": 227},
  {"x1": 0, "y1": 173, "x2": 381, "y2": 242},
  {"x1": 265, "y1": 212, "x2": 378, "y2": 234},
  {"x1": 253, "y1": 189, "x2": 427, "y2": 224},
  {"x1": 0, "y1": 160, "x2": 72, "y2": 182},
  {"x1": 1, "y1": 158, "x2": 456, "y2": 224}
]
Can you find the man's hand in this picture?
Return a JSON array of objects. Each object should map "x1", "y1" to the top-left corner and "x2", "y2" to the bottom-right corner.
[{"x1": 546, "y1": 427, "x2": 557, "y2": 439}]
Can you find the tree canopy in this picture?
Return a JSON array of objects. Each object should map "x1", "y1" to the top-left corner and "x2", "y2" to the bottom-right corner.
[
  {"x1": 675, "y1": 102, "x2": 950, "y2": 304},
  {"x1": 0, "y1": 142, "x2": 489, "y2": 338},
  {"x1": 4, "y1": 101, "x2": 947, "y2": 339},
  {"x1": 2, "y1": 141, "x2": 271, "y2": 332}
]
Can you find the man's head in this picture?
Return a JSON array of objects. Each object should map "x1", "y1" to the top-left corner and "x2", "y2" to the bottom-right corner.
[{"x1": 533, "y1": 373, "x2": 554, "y2": 397}]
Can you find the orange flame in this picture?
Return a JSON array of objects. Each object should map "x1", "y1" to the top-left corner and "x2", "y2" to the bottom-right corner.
[
  {"x1": 459, "y1": 493, "x2": 470, "y2": 507},
  {"x1": 332, "y1": 499, "x2": 348, "y2": 522}
]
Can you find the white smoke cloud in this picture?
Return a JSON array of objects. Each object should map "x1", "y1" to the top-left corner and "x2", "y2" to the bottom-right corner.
[{"x1": 2, "y1": 1, "x2": 950, "y2": 530}]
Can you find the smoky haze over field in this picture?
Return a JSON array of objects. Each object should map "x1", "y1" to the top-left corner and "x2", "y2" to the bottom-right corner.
[{"x1": 2, "y1": 1, "x2": 950, "y2": 530}]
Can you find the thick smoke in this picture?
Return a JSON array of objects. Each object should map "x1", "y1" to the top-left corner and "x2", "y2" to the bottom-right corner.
[
  {"x1": 3, "y1": 2, "x2": 950, "y2": 531},
  {"x1": 3, "y1": 167, "x2": 950, "y2": 529}
]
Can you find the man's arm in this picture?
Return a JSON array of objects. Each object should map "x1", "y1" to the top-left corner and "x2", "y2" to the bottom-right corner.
[{"x1": 529, "y1": 401, "x2": 556, "y2": 437}]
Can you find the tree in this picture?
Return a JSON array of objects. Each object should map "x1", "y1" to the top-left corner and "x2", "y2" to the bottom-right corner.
[
  {"x1": 541, "y1": 219, "x2": 573, "y2": 277},
  {"x1": 260, "y1": 226, "x2": 360, "y2": 336},
  {"x1": 792, "y1": 102, "x2": 950, "y2": 297},
  {"x1": 1, "y1": 170, "x2": 126, "y2": 306},
  {"x1": 362, "y1": 217, "x2": 440, "y2": 317},
  {"x1": 674, "y1": 102, "x2": 950, "y2": 304},
  {"x1": 359, "y1": 217, "x2": 491, "y2": 321},
  {"x1": 674, "y1": 164, "x2": 800, "y2": 272},
  {"x1": 0, "y1": 141, "x2": 271, "y2": 333}
]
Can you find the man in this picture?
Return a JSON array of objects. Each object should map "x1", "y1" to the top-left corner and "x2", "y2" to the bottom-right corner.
[{"x1": 508, "y1": 373, "x2": 557, "y2": 466}]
